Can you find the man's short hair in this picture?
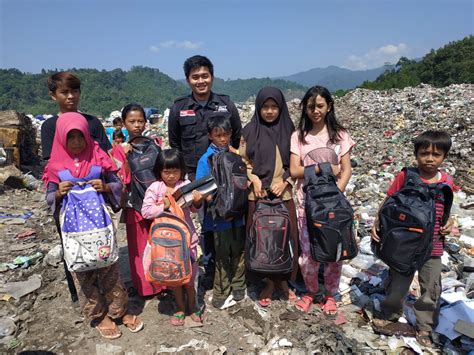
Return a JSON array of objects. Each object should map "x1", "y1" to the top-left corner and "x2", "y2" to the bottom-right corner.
[
  {"x1": 183, "y1": 55, "x2": 214, "y2": 78},
  {"x1": 47, "y1": 71, "x2": 81, "y2": 93}
]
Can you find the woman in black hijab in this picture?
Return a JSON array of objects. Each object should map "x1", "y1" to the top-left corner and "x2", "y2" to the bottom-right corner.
[{"x1": 240, "y1": 87, "x2": 299, "y2": 307}]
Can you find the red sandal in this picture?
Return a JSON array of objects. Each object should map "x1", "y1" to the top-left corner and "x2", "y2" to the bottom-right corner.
[
  {"x1": 321, "y1": 296, "x2": 337, "y2": 315},
  {"x1": 295, "y1": 294, "x2": 314, "y2": 313}
]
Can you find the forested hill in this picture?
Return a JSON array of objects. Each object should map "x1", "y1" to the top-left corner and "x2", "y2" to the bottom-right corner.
[
  {"x1": 360, "y1": 36, "x2": 474, "y2": 90},
  {"x1": 0, "y1": 67, "x2": 306, "y2": 117}
]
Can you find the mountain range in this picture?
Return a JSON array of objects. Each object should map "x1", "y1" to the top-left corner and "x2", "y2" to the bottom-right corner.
[{"x1": 277, "y1": 64, "x2": 394, "y2": 91}]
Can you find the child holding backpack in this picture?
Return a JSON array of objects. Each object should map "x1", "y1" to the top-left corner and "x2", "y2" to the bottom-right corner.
[
  {"x1": 196, "y1": 114, "x2": 247, "y2": 309},
  {"x1": 240, "y1": 87, "x2": 299, "y2": 307},
  {"x1": 112, "y1": 103, "x2": 165, "y2": 298},
  {"x1": 371, "y1": 130, "x2": 454, "y2": 348},
  {"x1": 44, "y1": 113, "x2": 143, "y2": 339},
  {"x1": 141, "y1": 149, "x2": 203, "y2": 326},
  {"x1": 290, "y1": 85, "x2": 355, "y2": 315}
]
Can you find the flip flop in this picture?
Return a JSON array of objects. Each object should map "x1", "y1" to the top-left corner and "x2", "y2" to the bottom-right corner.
[
  {"x1": 122, "y1": 314, "x2": 144, "y2": 333},
  {"x1": 190, "y1": 309, "x2": 204, "y2": 324},
  {"x1": 295, "y1": 294, "x2": 314, "y2": 313},
  {"x1": 258, "y1": 298, "x2": 271, "y2": 307},
  {"x1": 321, "y1": 296, "x2": 337, "y2": 315},
  {"x1": 95, "y1": 322, "x2": 122, "y2": 340},
  {"x1": 170, "y1": 312, "x2": 185, "y2": 326}
]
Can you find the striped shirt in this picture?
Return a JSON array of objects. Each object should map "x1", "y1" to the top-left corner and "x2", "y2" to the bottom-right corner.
[{"x1": 387, "y1": 170, "x2": 453, "y2": 256}]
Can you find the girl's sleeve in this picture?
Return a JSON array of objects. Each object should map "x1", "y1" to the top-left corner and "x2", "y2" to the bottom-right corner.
[
  {"x1": 104, "y1": 171, "x2": 123, "y2": 211},
  {"x1": 46, "y1": 182, "x2": 59, "y2": 214},
  {"x1": 339, "y1": 131, "x2": 356, "y2": 158},
  {"x1": 290, "y1": 131, "x2": 301, "y2": 156},
  {"x1": 240, "y1": 138, "x2": 259, "y2": 183},
  {"x1": 141, "y1": 183, "x2": 165, "y2": 219}
]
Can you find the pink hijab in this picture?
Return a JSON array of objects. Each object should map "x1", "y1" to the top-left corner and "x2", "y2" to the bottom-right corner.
[{"x1": 43, "y1": 112, "x2": 116, "y2": 185}]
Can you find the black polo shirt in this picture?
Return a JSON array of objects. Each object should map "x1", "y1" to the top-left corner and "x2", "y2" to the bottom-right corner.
[{"x1": 168, "y1": 91, "x2": 242, "y2": 174}]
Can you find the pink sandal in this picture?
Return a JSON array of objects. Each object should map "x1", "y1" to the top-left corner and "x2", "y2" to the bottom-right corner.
[
  {"x1": 321, "y1": 296, "x2": 337, "y2": 315},
  {"x1": 295, "y1": 294, "x2": 314, "y2": 313}
]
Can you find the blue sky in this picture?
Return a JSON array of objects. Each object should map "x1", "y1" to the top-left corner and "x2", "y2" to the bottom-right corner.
[{"x1": 0, "y1": 0, "x2": 472, "y2": 80}]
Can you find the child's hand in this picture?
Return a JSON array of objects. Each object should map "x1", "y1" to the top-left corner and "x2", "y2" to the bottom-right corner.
[
  {"x1": 58, "y1": 181, "x2": 73, "y2": 196},
  {"x1": 205, "y1": 194, "x2": 213, "y2": 202},
  {"x1": 163, "y1": 196, "x2": 171, "y2": 210},
  {"x1": 192, "y1": 190, "x2": 203, "y2": 204},
  {"x1": 122, "y1": 143, "x2": 132, "y2": 154},
  {"x1": 270, "y1": 181, "x2": 288, "y2": 197},
  {"x1": 253, "y1": 177, "x2": 267, "y2": 199},
  {"x1": 440, "y1": 217, "x2": 454, "y2": 235},
  {"x1": 371, "y1": 219, "x2": 381, "y2": 242},
  {"x1": 87, "y1": 179, "x2": 108, "y2": 192}
]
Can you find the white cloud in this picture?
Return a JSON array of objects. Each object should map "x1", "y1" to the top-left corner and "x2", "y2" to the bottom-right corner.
[
  {"x1": 149, "y1": 40, "x2": 203, "y2": 53},
  {"x1": 344, "y1": 43, "x2": 409, "y2": 70}
]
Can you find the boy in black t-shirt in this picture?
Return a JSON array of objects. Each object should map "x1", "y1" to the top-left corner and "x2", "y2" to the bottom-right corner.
[{"x1": 40, "y1": 71, "x2": 110, "y2": 160}]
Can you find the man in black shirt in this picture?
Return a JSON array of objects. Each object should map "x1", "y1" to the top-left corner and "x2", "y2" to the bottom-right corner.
[
  {"x1": 168, "y1": 55, "x2": 242, "y2": 181},
  {"x1": 41, "y1": 71, "x2": 111, "y2": 160},
  {"x1": 168, "y1": 56, "x2": 242, "y2": 289}
]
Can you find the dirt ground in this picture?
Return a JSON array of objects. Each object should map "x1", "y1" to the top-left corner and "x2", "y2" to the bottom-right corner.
[{"x1": 0, "y1": 187, "x2": 361, "y2": 354}]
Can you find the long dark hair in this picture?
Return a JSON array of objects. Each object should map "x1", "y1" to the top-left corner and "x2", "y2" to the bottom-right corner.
[{"x1": 297, "y1": 85, "x2": 346, "y2": 144}]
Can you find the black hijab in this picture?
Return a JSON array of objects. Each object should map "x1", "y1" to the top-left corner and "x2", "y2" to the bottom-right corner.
[{"x1": 242, "y1": 87, "x2": 295, "y2": 188}]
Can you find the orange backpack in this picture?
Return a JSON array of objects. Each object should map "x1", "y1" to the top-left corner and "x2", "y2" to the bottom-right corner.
[{"x1": 143, "y1": 194, "x2": 193, "y2": 287}]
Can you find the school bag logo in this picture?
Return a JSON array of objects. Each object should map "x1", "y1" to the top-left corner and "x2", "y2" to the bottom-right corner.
[
  {"x1": 210, "y1": 150, "x2": 248, "y2": 220},
  {"x1": 127, "y1": 136, "x2": 162, "y2": 212},
  {"x1": 245, "y1": 199, "x2": 293, "y2": 274},
  {"x1": 304, "y1": 163, "x2": 358, "y2": 262},
  {"x1": 143, "y1": 194, "x2": 193, "y2": 287},
  {"x1": 59, "y1": 165, "x2": 118, "y2": 272},
  {"x1": 373, "y1": 168, "x2": 453, "y2": 276}
]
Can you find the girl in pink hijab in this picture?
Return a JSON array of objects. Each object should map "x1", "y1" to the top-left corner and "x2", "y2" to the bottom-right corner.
[{"x1": 44, "y1": 112, "x2": 143, "y2": 339}]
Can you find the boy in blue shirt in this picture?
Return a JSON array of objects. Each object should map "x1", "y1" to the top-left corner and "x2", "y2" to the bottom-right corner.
[{"x1": 196, "y1": 114, "x2": 246, "y2": 309}]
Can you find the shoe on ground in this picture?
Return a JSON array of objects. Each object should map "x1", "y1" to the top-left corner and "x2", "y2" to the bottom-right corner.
[
  {"x1": 232, "y1": 289, "x2": 246, "y2": 302},
  {"x1": 211, "y1": 297, "x2": 226, "y2": 309}
]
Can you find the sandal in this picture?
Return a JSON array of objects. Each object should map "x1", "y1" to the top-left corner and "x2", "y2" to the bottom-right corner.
[
  {"x1": 190, "y1": 310, "x2": 203, "y2": 324},
  {"x1": 122, "y1": 314, "x2": 144, "y2": 333},
  {"x1": 95, "y1": 322, "x2": 122, "y2": 340},
  {"x1": 170, "y1": 312, "x2": 185, "y2": 326},
  {"x1": 258, "y1": 298, "x2": 271, "y2": 307},
  {"x1": 321, "y1": 296, "x2": 337, "y2": 315},
  {"x1": 295, "y1": 294, "x2": 314, "y2": 313}
]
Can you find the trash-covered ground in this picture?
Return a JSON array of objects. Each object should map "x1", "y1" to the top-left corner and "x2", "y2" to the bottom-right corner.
[{"x1": 0, "y1": 83, "x2": 473, "y2": 354}]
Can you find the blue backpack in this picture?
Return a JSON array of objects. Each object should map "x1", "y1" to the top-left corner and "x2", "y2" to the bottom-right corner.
[{"x1": 59, "y1": 165, "x2": 119, "y2": 272}]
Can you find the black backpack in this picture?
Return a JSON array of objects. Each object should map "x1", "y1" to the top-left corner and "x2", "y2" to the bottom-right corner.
[
  {"x1": 209, "y1": 150, "x2": 248, "y2": 220},
  {"x1": 304, "y1": 163, "x2": 358, "y2": 262},
  {"x1": 127, "y1": 136, "x2": 162, "y2": 212},
  {"x1": 245, "y1": 198, "x2": 293, "y2": 274},
  {"x1": 372, "y1": 168, "x2": 453, "y2": 276}
]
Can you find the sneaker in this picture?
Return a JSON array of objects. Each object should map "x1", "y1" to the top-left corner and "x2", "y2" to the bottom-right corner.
[
  {"x1": 232, "y1": 289, "x2": 246, "y2": 302},
  {"x1": 211, "y1": 297, "x2": 226, "y2": 309}
]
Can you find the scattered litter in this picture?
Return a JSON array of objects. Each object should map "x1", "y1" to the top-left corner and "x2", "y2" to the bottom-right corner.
[{"x1": 0, "y1": 274, "x2": 42, "y2": 300}]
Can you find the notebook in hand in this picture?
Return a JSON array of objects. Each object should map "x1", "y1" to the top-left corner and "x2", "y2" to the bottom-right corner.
[{"x1": 173, "y1": 175, "x2": 216, "y2": 208}]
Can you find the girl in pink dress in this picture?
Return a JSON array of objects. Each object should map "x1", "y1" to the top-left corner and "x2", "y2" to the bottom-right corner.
[
  {"x1": 290, "y1": 86, "x2": 355, "y2": 315},
  {"x1": 141, "y1": 149, "x2": 203, "y2": 326}
]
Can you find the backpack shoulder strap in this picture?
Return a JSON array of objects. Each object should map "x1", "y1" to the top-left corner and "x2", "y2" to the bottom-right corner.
[
  {"x1": 437, "y1": 184, "x2": 454, "y2": 225},
  {"x1": 303, "y1": 164, "x2": 318, "y2": 184},
  {"x1": 318, "y1": 162, "x2": 334, "y2": 177},
  {"x1": 58, "y1": 169, "x2": 74, "y2": 182},
  {"x1": 403, "y1": 167, "x2": 423, "y2": 188}
]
